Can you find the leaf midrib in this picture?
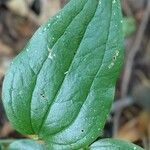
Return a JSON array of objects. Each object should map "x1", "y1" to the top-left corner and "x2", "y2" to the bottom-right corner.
[
  {"x1": 29, "y1": 0, "x2": 89, "y2": 134},
  {"x1": 42, "y1": 1, "x2": 113, "y2": 146},
  {"x1": 38, "y1": 0, "x2": 100, "y2": 134}
]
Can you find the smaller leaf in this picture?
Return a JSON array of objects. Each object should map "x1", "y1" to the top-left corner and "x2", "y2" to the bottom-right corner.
[
  {"x1": 123, "y1": 17, "x2": 136, "y2": 37},
  {"x1": 7, "y1": 140, "x2": 44, "y2": 150},
  {"x1": 89, "y1": 139, "x2": 144, "y2": 150}
]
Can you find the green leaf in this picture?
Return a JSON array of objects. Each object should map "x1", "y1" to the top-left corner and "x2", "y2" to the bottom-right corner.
[
  {"x1": 2, "y1": 0, "x2": 124, "y2": 149},
  {"x1": 7, "y1": 140, "x2": 44, "y2": 150},
  {"x1": 122, "y1": 17, "x2": 136, "y2": 37},
  {"x1": 89, "y1": 139, "x2": 144, "y2": 150}
]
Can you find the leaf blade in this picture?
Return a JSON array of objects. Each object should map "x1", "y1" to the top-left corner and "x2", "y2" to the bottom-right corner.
[
  {"x1": 7, "y1": 140, "x2": 44, "y2": 150},
  {"x1": 89, "y1": 139, "x2": 144, "y2": 150},
  {"x1": 3, "y1": 0, "x2": 124, "y2": 149}
]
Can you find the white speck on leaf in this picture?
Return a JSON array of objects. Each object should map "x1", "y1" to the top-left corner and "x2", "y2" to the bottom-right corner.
[
  {"x1": 48, "y1": 51, "x2": 56, "y2": 60},
  {"x1": 113, "y1": 0, "x2": 116, "y2": 4},
  {"x1": 47, "y1": 23, "x2": 51, "y2": 27},
  {"x1": 115, "y1": 50, "x2": 119, "y2": 56},
  {"x1": 108, "y1": 62, "x2": 114, "y2": 69},
  {"x1": 19, "y1": 91, "x2": 22, "y2": 95},
  {"x1": 56, "y1": 15, "x2": 61, "y2": 19},
  {"x1": 99, "y1": 0, "x2": 101, "y2": 5},
  {"x1": 43, "y1": 27, "x2": 47, "y2": 32},
  {"x1": 48, "y1": 52, "x2": 53, "y2": 59},
  {"x1": 48, "y1": 55, "x2": 52, "y2": 59},
  {"x1": 108, "y1": 50, "x2": 119, "y2": 69}
]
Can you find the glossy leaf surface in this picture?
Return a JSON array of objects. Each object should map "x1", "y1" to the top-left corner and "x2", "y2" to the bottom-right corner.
[
  {"x1": 3, "y1": 0, "x2": 124, "y2": 149},
  {"x1": 7, "y1": 140, "x2": 44, "y2": 150},
  {"x1": 89, "y1": 139, "x2": 144, "y2": 150}
]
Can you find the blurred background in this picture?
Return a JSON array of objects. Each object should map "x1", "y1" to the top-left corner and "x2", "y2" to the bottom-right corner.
[{"x1": 0, "y1": 0, "x2": 149, "y2": 149}]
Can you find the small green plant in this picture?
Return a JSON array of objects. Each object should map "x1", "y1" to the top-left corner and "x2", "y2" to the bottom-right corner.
[
  {"x1": 2, "y1": 0, "x2": 143, "y2": 149},
  {"x1": 122, "y1": 17, "x2": 136, "y2": 37}
]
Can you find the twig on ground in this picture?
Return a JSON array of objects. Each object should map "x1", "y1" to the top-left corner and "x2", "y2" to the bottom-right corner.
[
  {"x1": 111, "y1": 97, "x2": 134, "y2": 113},
  {"x1": 122, "y1": 0, "x2": 133, "y2": 16},
  {"x1": 121, "y1": 0, "x2": 150, "y2": 98},
  {"x1": 112, "y1": 97, "x2": 134, "y2": 137}
]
